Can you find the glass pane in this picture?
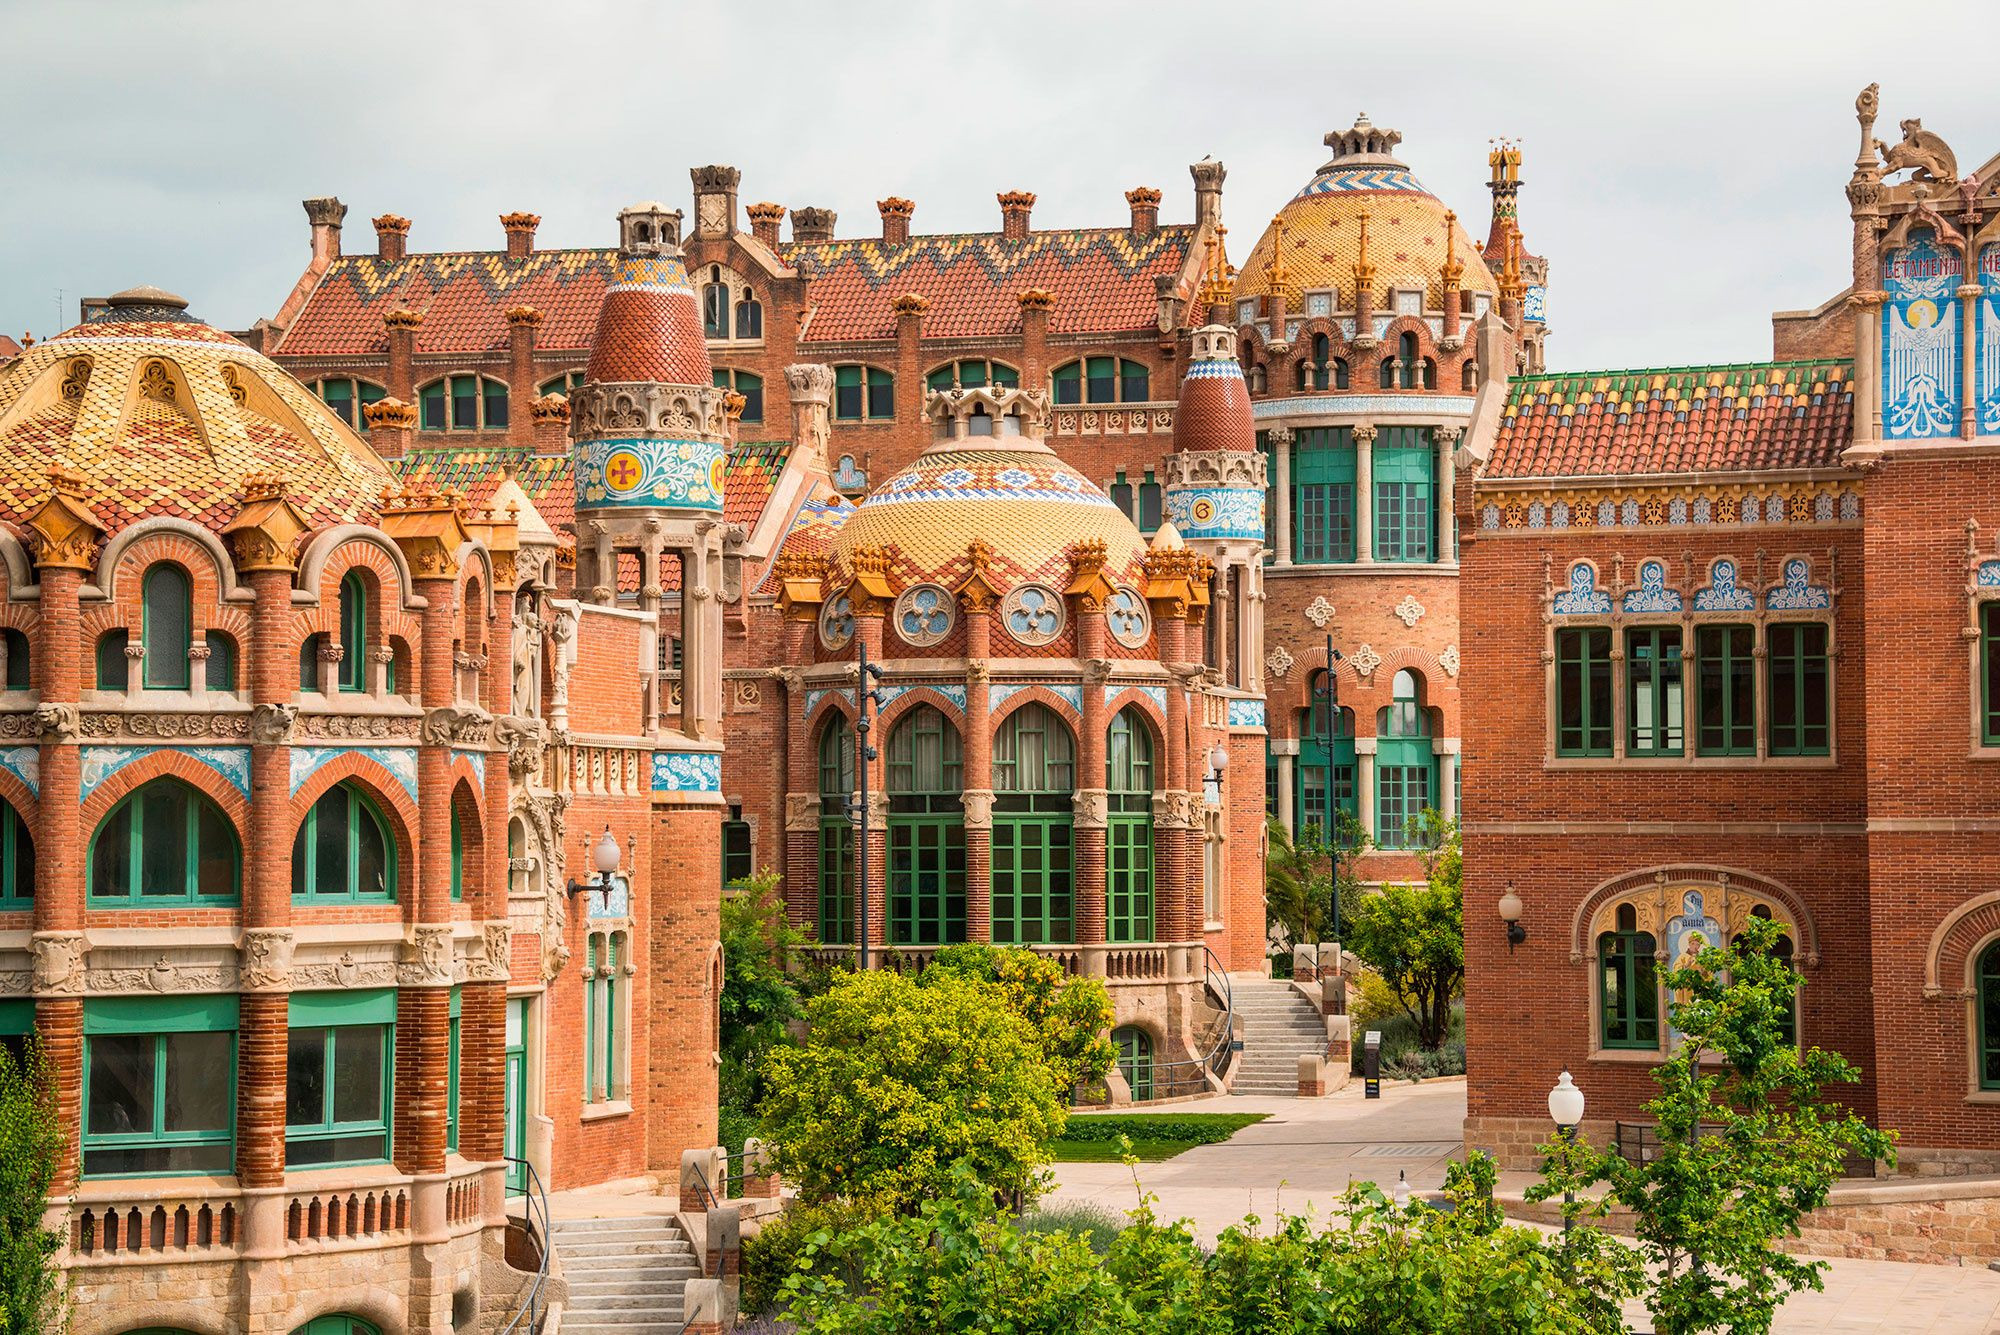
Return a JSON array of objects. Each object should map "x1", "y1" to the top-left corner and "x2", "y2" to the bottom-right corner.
[
  {"x1": 197, "y1": 800, "x2": 234, "y2": 898},
  {"x1": 315, "y1": 789, "x2": 349, "y2": 896},
  {"x1": 93, "y1": 805, "x2": 132, "y2": 898},
  {"x1": 87, "y1": 1035, "x2": 153, "y2": 1135},
  {"x1": 140, "y1": 787, "x2": 185, "y2": 895},
  {"x1": 289, "y1": 1133, "x2": 387, "y2": 1167},
  {"x1": 420, "y1": 384, "x2": 446, "y2": 431},
  {"x1": 143, "y1": 565, "x2": 192, "y2": 689},
  {"x1": 287, "y1": 1028, "x2": 327, "y2": 1125},
  {"x1": 356, "y1": 802, "x2": 389, "y2": 898},
  {"x1": 331, "y1": 1026, "x2": 385, "y2": 1125},
  {"x1": 484, "y1": 380, "x2": 509, "y2": 429},
  {"x1": 163, "y1": 1032, "x2": 231, "y2": 1132}
]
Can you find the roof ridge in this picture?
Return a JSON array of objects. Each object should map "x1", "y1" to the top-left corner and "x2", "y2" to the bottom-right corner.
[{"x1": 1513, "y1": 357, "x2": 1853, "y2": 385}]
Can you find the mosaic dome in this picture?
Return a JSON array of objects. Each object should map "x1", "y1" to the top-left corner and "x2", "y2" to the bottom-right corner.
[
  {"x1": 0, "y1": 288, "x2": 397, "y2": 534},
  {"x1": 1231, "y1": 115, "x2": 1496, "y2": 313},
  {"x1": 1171, "y1": 326, "x2": 1255, "y2": 453},
  {"x1": 827, "y1": 404, "x2": 1147, "y2": 593}
]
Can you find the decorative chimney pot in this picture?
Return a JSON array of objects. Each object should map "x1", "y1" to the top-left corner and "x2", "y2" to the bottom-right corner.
[{"x1": 373, "y1": 213, "x2": 411, "y2": 264}]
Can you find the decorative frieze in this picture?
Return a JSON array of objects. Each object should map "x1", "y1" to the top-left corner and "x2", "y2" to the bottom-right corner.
[
  {"x1": 31, "y1": 932, "x2": 86, "y2": 995},
  {"x1": 79, "y1": 711, "x2": 253, "y2": 741},
  {"x1": 400, "y1": 927, "x2": 455, "y2": 987},
  {"x1": 240, "y1": 929, "x2": 294, "y2": 991},
  {"x1": 1476, "y1": 481, "x2": 1863, "y2": 534},
  {"x1": 785, "y1": 793, "x2": 821, "y2": 833}
]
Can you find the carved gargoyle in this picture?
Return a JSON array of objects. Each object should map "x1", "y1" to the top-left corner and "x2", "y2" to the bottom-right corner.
[{"x1": 1877, "y1": 117, "x2": 1959, "y2": 190}]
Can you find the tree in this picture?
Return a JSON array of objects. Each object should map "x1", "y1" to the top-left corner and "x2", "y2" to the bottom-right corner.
[
  {"x1": 760, "y1": 969, "x2": 1068, "y2": 1211},
  {"x1": 719, "y1": 869, "x2": 806, "y2": 1148},
  {"x1": 1265, "y1": 809, "x2": 1369, "y2": 949},
  {"x1": 1530, "y1": 915, "x2": 1896, "y2": 1335},
  {"x1": 1341, "y1": 817, "x2": 1463, "y2": 1051},
  {"x1": 922, "y1": 944, "x2": 1115, "y2": 1095},
  {"x1": 0, "y1": 1042, "x2": 66, "y2": 1334}
]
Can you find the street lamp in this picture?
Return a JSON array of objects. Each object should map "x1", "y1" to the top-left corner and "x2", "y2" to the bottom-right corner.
[
  {"x1": 1547, "y1": 1069, "x2": 1586, "y2": 1235},
  {"x1": 566, "y1": 824, "x2": 624, "y2": 914},
  {"x1": 1202, "y1": 741, "x2": 1231, "y2": 800},
  {"x1": 1313, "y1": 635, "x2": 1344, "y2": 940},
  {"x1": 1498, "y1": 882, "x2": 1527, "y2": 952}
]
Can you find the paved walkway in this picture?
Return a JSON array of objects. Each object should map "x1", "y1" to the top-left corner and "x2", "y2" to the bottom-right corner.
[{"x1": 1047, "y1": 1080, "x2": 2000, "y2": 1332}]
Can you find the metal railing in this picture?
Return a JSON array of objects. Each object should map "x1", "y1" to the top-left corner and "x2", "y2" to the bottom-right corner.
[
  {"x1": 500, "y1": 1157, "x2": 551, "y2": 1335},
  {"x1": 1151, "y1": 945, "x2": 1236, "y2": 1099},
  {"x1": 1614, "y1": 1120, "x2": 1877, "y2": 1179}
]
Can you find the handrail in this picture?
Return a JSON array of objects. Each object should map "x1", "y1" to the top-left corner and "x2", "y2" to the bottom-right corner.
[
  {"x1": 500, "y1": 1157, "x2": 551, "y2": 1335},
  {"x1": 1149, "y1": 945, "x2": 1236, "y2": 1099},
  {"x1": 684, "y1": 1159, "x2": 720, "y2": 1212}
]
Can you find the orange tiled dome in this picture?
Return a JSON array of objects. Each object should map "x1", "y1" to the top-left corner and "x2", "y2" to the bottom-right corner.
[
  {"x1": 1231, "y1": 115, "x2": 1496, "y2": 313},
  {"x1": 0, "y1": 289, "x2": 397, "y2": 535}
]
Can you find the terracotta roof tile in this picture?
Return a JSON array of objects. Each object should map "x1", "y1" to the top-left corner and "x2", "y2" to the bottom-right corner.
[
  {"x1": 278, "y1": 250, "x2": 616, "y2": 357},
  {"x1": 1485, "y1": 361, "x2": 1854, "y2": 480}
]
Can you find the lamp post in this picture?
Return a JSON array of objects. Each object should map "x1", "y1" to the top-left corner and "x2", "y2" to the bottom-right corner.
[
  {"x1": 854, "y1": 637, "x2": 884, "y2": 972},
  {"x1": 1499, "y1": 882, "x2": 1527, "y2": 952},
  {"x1": 1313, "y1": 633, "x2": 1343, "y2": 942},
  {"x1": 566, "y1": 824, "x2": 624, "y2": 915},
  {"x1": 1547, "y1": 1069, "x2": 1586, "y2": 1235},
  {"x1": 1202, "y1": 741, "x2": 1230, "y2": 801}
]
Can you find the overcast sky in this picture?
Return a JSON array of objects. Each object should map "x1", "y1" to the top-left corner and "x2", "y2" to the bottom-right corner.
[{"x1": 6, "y1": 0, "x2": 1998, "y2": 370}]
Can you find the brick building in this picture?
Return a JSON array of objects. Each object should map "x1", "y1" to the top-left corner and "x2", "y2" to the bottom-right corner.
[{"x1": 1460, "y1": 87, "x2": 2000, "y2": 1174}]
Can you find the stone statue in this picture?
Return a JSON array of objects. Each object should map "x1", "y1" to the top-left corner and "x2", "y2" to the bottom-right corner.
[{"x1": 1877, "y1": 117, "x2": 1959, "y2": 190}]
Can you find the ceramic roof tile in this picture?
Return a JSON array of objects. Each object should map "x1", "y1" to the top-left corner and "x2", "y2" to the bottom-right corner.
[
  {"x1": 1485, "y1": 361, "x2": 1854, "y2": 480},
  {"x1": 278, "y1": 250, "x2": 617, "y2": 356}
]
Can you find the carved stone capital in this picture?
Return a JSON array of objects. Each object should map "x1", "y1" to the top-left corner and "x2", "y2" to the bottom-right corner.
[
  {"x1": 960, "y1": 789, "x2": 995, "y2": 829},
  {"x1": 1072, "y1": 788, "x2": 1109, "y2": 829},
  {"x1": 1352, "y1": 423, "x2": 1378, "y2": 445},
  {"x1": 401, "y1": 926, "x2": 455, "y2": 987},
  {"x1": 473, "y1": 923, "x2": 512, "y2": 982},
  {"x1": 785, "y1": 793, "x2": 822, "y2": 833},
  {"x1": 421, "y1": 704, "x2": 492, "y2": 747},
  {"x1": 250, "y1": 702, "x2": 298, "y2": 745},
  {"x1": 867, "y1": 791, "x2": 891, "y2": 826},
  {"x1": 240, "y1": 928, "x2": 294, "y2": 991},
  {"x1": 32, "y1": 932, "x2": 86, "y2": 994},
  {"x1": 1264, "y1": 425, "x2": 1295, "y2": 447},
  {"x1": 34, "y1": 703, "x2": 79, "y2": 742}
]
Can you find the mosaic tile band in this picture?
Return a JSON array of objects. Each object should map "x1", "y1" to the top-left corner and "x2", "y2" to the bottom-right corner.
[
  {"x1": 575, "y1": 436, "x2": 725, "y2": 511},
  {"x1": 652, "y1": 750, "x2": 723, "y2": 794},
  {"x1": 1164, "y1": 486, "x2": 1265, "y2": 540}
]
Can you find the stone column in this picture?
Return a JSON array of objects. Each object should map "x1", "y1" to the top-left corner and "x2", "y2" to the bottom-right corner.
[
  {"x1": 1269, "y1": 426, "x2": 1293, "y2": 567},
  {"x1": 1355, "y1": 738, "x2": 1377, "y2": 842},
  {"x1": 1436, "y1": 739, "x2": 1459, "y2": 823},
  {"x1": 1436, "y1": 426, "x2": 1461, "y2": 565},
  {"x1": 1271, "y1": 740, "x2": 1296, "y2": 833},
  {"x1": 1075, "y1": 660, "x2": 1110, "y2": 951},
  {"x1": 1353, "y1": 424, "x2": 1375, "y2": 563}
]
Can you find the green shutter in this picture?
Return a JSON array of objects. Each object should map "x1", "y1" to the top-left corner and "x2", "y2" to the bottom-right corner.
[
  {"x1": 86, "y1": 994, "x2": 239, "y2": 1034},
  {"x1": 288, "y1": 987, "x2": 397, "y2": 1027},
  {"x1": 141, "y1": 565, "x2": 193, "y2": 690},
  {"x1": 1052, "y1": 363, "x2": 1081, "y2": 405}
]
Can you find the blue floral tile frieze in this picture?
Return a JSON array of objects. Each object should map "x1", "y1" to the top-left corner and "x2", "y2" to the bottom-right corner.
[
  {"x1": 83, "y1": 745, "x2": 251, "y2": 801},
  {"x1": 289, "y1": 746, "x2": 418, "y2": 801},
  {"x1": 0, "y1": 747, "x2": 38, "y2": 796},
  {"x1": 1227, "y1": 699, "x2": 1267, "y2": 729},
  {"x1": 652, "y1": 750, "x2": 722, "y2": 793}
]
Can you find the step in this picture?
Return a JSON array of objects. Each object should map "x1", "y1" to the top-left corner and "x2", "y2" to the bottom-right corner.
[
  {"x1": 567, "y1": 1275, "x2": 699, "y2": 1293},
  {"x1": 559, "y1": 1256, "x2": 697, "y2": 1276},
  {"x1": 556, "y1": 1241, "x2": 695, "y2": 1261},
  {"x1": 565, "y1": 1292, "x2": 694, "y2": 1313},
  {"x1": 559, "y1": 1308, "x2": 687, "y2": 1324}
]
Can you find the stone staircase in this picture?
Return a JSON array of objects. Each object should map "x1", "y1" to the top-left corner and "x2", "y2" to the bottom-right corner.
[
  {"x1": 1227, "y1": 976, "x2": 1330, "y2": 1097},
  {"x1": 551, "y1": 1215, "x2": 701, "y2": 1335}
]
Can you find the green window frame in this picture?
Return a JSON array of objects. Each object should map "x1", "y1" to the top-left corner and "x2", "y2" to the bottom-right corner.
[
  {"x1": 1051, "y1": 357, "x2": 1149, "y2": 405},
  {"x1": 141, "y1": 563, "x2": 192, "y2": 690},
  {"x1": 82, "y1": 995, "x2": 237, "y2": 1178},
  {"x1": 887, "y1": 705, "x2": 965, "y2": 945},
  {"x1": 926, "y1": 360, "x2": 1019, "y2": 392},
  {"x1": 1627, "y1": 627, "x2": 1684, "y2": 757},
  {"x1": 1768, "y1": 622, "x2": 1830, "y2": 756},
  {"x1": 1696, "y1": 625, "x2": 1756, "y2": 756},
  {"x1": 1597, "y1": 908, "x2": 1659, "y2": 1050},
  {"x1": 1112, "y1": 1026, "x2": 1153, "y2": 1102},
  {"x1": 1106, "y1": 707, "x2": 1155, "y2": 943},
  {"x1": 1138, "y1": 470, "x2": 1162, "y2": 533},
  {"x1": 97, "y1": 629, "x2": 130, "y2": 690},
  {"x1": 712, "y1": 369, "x2": 764, "y2": 423},
  {"x1": 285, "y1": 990, "x2": 395, "y2": 1168},
  {"x1": 204, "y1": 633, "x2": 236, "y2": 693},
  {"x1": 419, "y1": 380, "x2": 447, "y2": 431},
  {"x1": 537, "y1": 371, "x2": 588, "y2": 397},
  {"x1": 1374, "y1": 670, "x2": 1435, "y2": 849},
  {"x1": 315, "y1": 378, "x2": 386, "y2": 430},
  {"x1": 483, "y1": 377, "x2": 509, "y2": 430},
  {"x1": 292, "y1": 1316, "x2": 382, "y2": 1335},
  {"x1": 291, "y1": 783, "x2": 395, "y2": 903},
  {"x1": 833, "y1": 365, "x2": 895, "y2": 421},
  {"x1": 1983, "y1": 603, "x2": 2000, "y2": 747},
  {"x1": 817, "y1": 716, "x2": 856, "y2": 944},
  {"x1": 0, "y1": 802, "x2": 33, "y2": 909},
  {"x1": 1979, "y1": 941, "x2": 2000, "y2": 1090},
  {"x1": 1294, "y1": 427, "x2": 1357, "y2": 565},
  {"x1": 1555, "y1": 627, "x2": 1613, "y2": 757},
  {"x1": 992, "y1": 705, "x2": 1076, "y2": 945},
  {"x1": 446, "y1": 988, "x2": 460, "y2": 1154},
  {"x1": 88, "y1": 780, "x2": 240, "y2": 905},
  {"x1": 2, "y1": 627, "x2": 28, "y2": 691},
  {"x1": 1296, "y1": 696, "x2": 1357, "y2": 838},
  {"x1": 722, "y1": 805, "x2": 753, "y2": 885},
  {"x1": 1372, "y1": 428, "x2": 1434, "y2": 563},
  {"x1": 450, "y1": 804, "x2": 464, "y2": 901},
  {"x1": 584, "y1": 933, "x2": 622, "y2": 1103},
  {"x1": 451, "y1": 375, "x2": 478, "y2": 430},
  {"x1": 337, "y1": 571, "x2": 369, "y2": 693}
]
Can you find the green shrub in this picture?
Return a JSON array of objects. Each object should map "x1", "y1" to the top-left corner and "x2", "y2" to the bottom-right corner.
[
  {"x1": 741, "y1": 1197, "x2": 877, "y2": 1316},
  {"x1": 1351, "y1": 1001, "x2": 1463, "y2": 1076},
  {"x1": 1021, "y1": 1200, "x2": 1126, "y2": 1255},
  {"x1": 1055, "y1": 1113, "x2": 1264, "y2": 1145}
]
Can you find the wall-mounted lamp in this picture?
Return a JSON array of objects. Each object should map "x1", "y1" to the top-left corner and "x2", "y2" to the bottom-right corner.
[
  {"x1": 1498, "y1": 882, "x2": 1526, "y2": 952},
  {"x1": 567, "y1": 824, "x2": 624, "y2": 913},
  {"x1": 1202, "y1": 741, "x2": 1231, "y2": 800}
]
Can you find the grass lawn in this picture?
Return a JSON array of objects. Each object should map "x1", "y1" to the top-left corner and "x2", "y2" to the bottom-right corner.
[{"x1": 1051, "y1": 1112, "x2": 1268, "y2": 1162}]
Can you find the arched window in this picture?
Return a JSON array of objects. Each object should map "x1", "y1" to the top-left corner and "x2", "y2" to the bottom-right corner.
[
  {"x1": 1979, "y1": 941, "x2": 2000, "y2": 1091},
  {"x1": 712, "y1": 369, "x2": 763, "y2": 423},
  {"x1": 1461, "y1": 360, "x2": 1477, "y2": 392},
  {"x1": 925, "y1": 360, "x2": 1019, "y2": 392},
  {"x1": 817, "y1": 715, "x2": 855, "y2": 944},
  {"x1": 450, "y1": 803, "x2": 465, "y2": 902},
  {"x1": 337, "y1": 571, "x2": 370, "y2": 693},
  {"x1": 1050, "y1": 358, "x2": 1149, "y2": 405},
  {"x1": 312, "y1": 378, "x2": 386, "y2": 431},
  {"x1": 417, "y1": 375, "x2": 508, "y2": 431},
  {"x1": 537, "y1": 370, "x2": 587, "y2": 397},
  {"x1": 292, "y1": 1318, "x2": 382, "y2": 1335},
  {"x1": 833, "y1": 365, "x2": 895, "y2": 422},
  {"x1": 1378, "y1": 356, "x2": 1397, "y2": 389},
  {"x1": 98, "y1": 630, "x2": 131, "y2": 691},
  {"x1": 1106, "y1": 706, "x2": 1156, "y2": 943},
  {"x1": 1397, "y1": 331, "x2": 1425, "y2": 389},
  {"x1": 735, "y1": 292, "x2": 763, "y2": 340},
  {"x1": 1375, "y1": 670, "x2": 1436, "y2": 849},
  {"x1": 886, "y1": 705, "x2": 964, "y2": 946},
  {"x1": 1112, "y1": 1026, "x2": 1153, "y2": 1102},
  {"x1": 141, "y1": 563, "x2": 192, "y2": 690},
  {"x1": 1333, "y1": 358, "x2": 1351, "y2": 390},
  {"x1": 1598, "y1": 903, "x2": 1659, "y2": 1050},
  {"x1": 89, "y1": 779, "x2": 240, "y2": 904},
  {"x1": 702, "y1": 274, "x2": 731, "y2": 340},
  {"x1": 0, "y1": 802, "x2": 33, "y2": 908},
  {"x1": 1, "y1": 628, "x2": 26, "y2": 691},
  {"x1": 1296, "y1": 683, "x2": 1357, "y2": 839},
  {"x1": 992, "y1": 704, "x2": 1075, "y2": 945},
  {"x1": 291, "y1": 782, "x2": 395, "y2": 903}
]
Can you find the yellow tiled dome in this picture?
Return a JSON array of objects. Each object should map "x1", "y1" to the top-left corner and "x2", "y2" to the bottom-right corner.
[
  {"x1": 1232, "y1": 115, "x2": 1497, "y2": 313},
  {"x1": 0, "y1": 289, "x2": 397, "y2": 535}
]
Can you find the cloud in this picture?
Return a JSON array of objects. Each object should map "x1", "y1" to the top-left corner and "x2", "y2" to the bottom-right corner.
[{"x1": 5, "y1": 0, "x2": 1997, "y2": 369}]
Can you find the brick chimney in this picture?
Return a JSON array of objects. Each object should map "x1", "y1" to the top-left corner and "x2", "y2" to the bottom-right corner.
[
  {"x1": 998, "y1": 191, "x2": 1036, "y2": 241},
  {"x1": 530, "y1": 392, "x2": 570, "y2": 455},
  {"x1": 304, "y1": 197, "x2": 347, "y2": 264},
  {"x1": 1018, "y1": 290, "x2": 1053, "y2": 381},
  {"x1": 383, "y1": 308, "x2": 422, "y2": 401},
  {"x1": 506, "y1": 306, "x2": 542, "y2": 447},
  {"x1": 790, "y1": 207, "x2": 837, "y2": 245},
  {"x1": 374, "y1": 214, "x2": 411, "y2": 264},
  {"x1": 878, "y1": 197, "x2": 914, "y2": 245},
  {"x1": 691, "y1": 165, "x2": 742, "y2": 238},
  {"x1": 747, "y1": 202, "x2": 785, "y2": 250},
  {"x1": 501, "y1": 212, "x2": 540, "y2": 261},
  {"x1": 1189, "y1": 158, "x2": 1225, "y2": 227},
  {"x1": 363, "y1": 396, "x2": 417, "y2": 459},
  {"x1": 894, "y1": 293, "x2": 928, "y2": 404},
  {"x1": 1125, "y1": 187, "x2": 1161, "y2": 238}
]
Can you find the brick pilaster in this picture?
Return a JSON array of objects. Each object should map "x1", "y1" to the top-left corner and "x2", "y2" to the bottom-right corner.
[
  {"x1": 650, "y1": 800, "x2": 721, "y2": 1171},
  {"x1": 394, "y1": 985, "x2": 450, "y2": 1175},
  {"x1": 458, "y1": 981, "x2": 506, "y2": 1162}
]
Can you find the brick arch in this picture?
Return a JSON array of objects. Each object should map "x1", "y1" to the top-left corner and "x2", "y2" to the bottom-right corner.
[
  {"x1": 0, "y1": 768, "x2": 39, "y2": 832},
  {"x1": 985, "y1": 685, "x2": 1083, "y2": 733},
  {"x1": 297, "y1": 536, "x2": 423, "y2": 651},
  {"x1": 450, "y1": 777, "x2": 488, "y2": 914},
  {"x1": 287, "y1": 754, "x2": 419, "y2": 886},
  {"x1": 801, "y1": 690, "x2": 857, "y2": 728},
  {"x1": 1923, "y1": 893, "x2": 2000, "y2": 999},
  {"x1": 80, "y1": 752, "x2": 251, "y2": 846},
  {"x1": 0, "y1": 601, "x2": 38, "y2": 635},
  {"x1": 1568, "y1": 864, "x2": 1820, "y2": 969},
  {"x1": 297, "y1": 525, "x2": 424, "y2": 613},
  {"x1": 1102, "y1": 687, "x2": 1168, "y2": 743},
  {"x1": 877, "y1": 684, "x2": 974, "y2": 734},
  {"x1": 93, "y1": 517, "x2": 244, "y2": 607}
]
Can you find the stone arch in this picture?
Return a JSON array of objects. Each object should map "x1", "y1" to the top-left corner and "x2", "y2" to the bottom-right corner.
[
  {"x1": 92, "y1": 517, "x2": 246, "y2": 607},
  {"x1": 1568, "y1": 864, "x2": 1819, "y2": 968},
  {"x1": 983, "y1": 685, "x2": 1082, "y2": 733},
  {"x1": 1923, "y1": 891, "x2": 2000, "y2": 998},
  {"x1": 801, "y1": 689, "x2": 856, "y2": 728},
  {"x1": 275, "y1": 1297, "x2": 405, "y2": 1335},
  {"x1": 0, "y1": 529, "x2": 34, "y2": 598},
  {"x1": 72, "y1": 1308, "x2": 231, "y2": 1335}
]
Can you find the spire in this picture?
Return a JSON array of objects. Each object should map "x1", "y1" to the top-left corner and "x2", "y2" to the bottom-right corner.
[
  {"x1": 1264, "y1": 213, "x2": 1290, "y2": 292},
  {"x1": 1354, "y1": 209, "x2": 1375, "y2": 294},
  {"x1": 1439, "y1": 210, "x2": 1464, "y2": 290},
  {"x1": 1198, "y1": 223, "x2": 1235, "y2": 319},
  {"x1": 1485, "y1": 138, "x2": 1522, "y2": 256}
]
